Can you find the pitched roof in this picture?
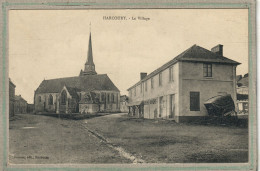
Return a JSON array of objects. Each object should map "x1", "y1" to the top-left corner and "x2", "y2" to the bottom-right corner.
[
  {"x1": 36, "y1": 74, "x2": 120, "y2": 94},
  {"x1": 236, "y1": 75, "x2": 242, "y2": 82},
  {"x1": 65, "y1": 86, "x2": 80, "y2": 99},
  {"x1": 127, "y1": 44, "x2": 240, "y2": 90},
  {"x1": 9, "y1": 78, "x2": 16, "y2": 87},
  {"x1": 237, "y1": 74, "x2": 248, "y2": 87},
  {"x1": 15, "y1": 95, "x2": 27, "y2": 102}
]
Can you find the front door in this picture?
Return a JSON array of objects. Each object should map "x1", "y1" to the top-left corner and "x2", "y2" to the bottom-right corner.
[{"x1": 170, "y1": 94, "x2": 175, "y2": 118}]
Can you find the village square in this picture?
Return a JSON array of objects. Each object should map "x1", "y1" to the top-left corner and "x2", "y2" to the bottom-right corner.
[
  {"x1": 6, "y1": 9, "x2": 250, "y2": 164},
  {"x1": 8, "y1": 30, "x2": 249, "y2": 164}
]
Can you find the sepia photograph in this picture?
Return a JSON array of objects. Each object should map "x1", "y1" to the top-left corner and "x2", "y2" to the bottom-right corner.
[{"x1": 1, "y1": 1, "x2": 257, "y2": 170}]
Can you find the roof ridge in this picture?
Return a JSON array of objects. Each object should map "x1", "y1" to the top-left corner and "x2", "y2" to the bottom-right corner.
[
  {"x1": 127, "y1": 44, "x2": 240, "y2": 91},
  {"x1": 44, "y1": 74, "x2": 108, "y2": 81}
]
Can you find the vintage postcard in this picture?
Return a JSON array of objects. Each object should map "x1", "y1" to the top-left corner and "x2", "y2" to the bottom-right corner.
[{"x1": 0, "y1": 0, "x2": 257, "y2": 170}]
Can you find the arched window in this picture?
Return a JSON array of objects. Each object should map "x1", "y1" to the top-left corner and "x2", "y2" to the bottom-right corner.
[
  {"x1": 48, "y1": 94, "x2": 53, "y2": 105},
  {"x1": 101, "y1": 93, "x2": 105, "y2": 102},
  {"x1": 112, "y1": 94, "x2": 114, "y2": 103},
  {"x1": 38, "y1": 96, "x2": 41, "y2": 103},
  {"x1": 107, "y1": 94, "x2": 110, "y2": 103},
  {"x1": 61, "y1": 90, "x2": 67, "y2": 105}
]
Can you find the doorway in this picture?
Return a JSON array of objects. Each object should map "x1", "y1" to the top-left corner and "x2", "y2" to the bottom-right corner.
[{"x1": 170, "y1": 94, "x2": 175, "y2": 118}]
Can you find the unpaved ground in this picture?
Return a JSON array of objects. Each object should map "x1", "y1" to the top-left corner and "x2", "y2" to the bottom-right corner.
[
  {"x1": 9, "y1": 113, "x2": 248, "y2": 164},
  {"x1": 83, "y1": 113, "x2": 248, "y2": 163},
  {"x1": 9, "y1": 114, "x2": 131, "y2": 164}
]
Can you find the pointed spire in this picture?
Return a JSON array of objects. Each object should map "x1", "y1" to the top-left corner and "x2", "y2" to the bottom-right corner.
[
  {"x1": 82, "y1": 29, "x2": 97, "y2": 75},
  {"x1": 85, "y1": 32, "x2": 94, "y2": 65}
]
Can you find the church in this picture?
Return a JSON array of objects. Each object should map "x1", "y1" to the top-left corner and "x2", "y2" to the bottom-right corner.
[{"x1": 34, "y1": 33, "x2": 120, "y2": 114}]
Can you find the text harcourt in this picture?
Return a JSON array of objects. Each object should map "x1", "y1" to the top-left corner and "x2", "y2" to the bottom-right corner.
[{"x1": 103, "y1": 16, "x2": 127, "y2": 20}]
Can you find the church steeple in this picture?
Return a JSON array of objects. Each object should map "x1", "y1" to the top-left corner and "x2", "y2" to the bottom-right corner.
[{"x1": 81, "y1": 31, "x2": 97, "y2": 76}]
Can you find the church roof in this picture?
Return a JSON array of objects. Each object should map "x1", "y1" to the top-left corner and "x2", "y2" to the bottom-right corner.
[
  {"x1": 65, "y1": 86, "x2": 80, "y2": 99},
  {"x1": 127, "y1": 44, "x2": 240, "y2": 90},
  {"x1": 36, "y1": 74, "x2": 119, "y2": 94}
]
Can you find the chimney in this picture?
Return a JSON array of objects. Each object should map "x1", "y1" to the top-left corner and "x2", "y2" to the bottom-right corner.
[
  {"x1": 211, "y1": 44, "x2": 223, "y2": 56},
  {"x1": 140, "y1": 72, "x2": 147, "y2": 80}
]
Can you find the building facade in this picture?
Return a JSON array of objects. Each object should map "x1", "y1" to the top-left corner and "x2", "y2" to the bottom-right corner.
[
  {"x1": 120, "y1": 95, "x2": 129, "y2": 112},
  {"x1": 14, "y1": 95, "x2": 28, "y2": 114},
  {"x1": 34, "y1": 32, "x2": 120, "y2": 114},
  {"x1": 236, "y1": 73, "x2": 248, "y2": 113},
  {"x1": 127, "y1": 44, "x2": 240, "y2": 122},
  {"x1": 9, "y1": 79, "x2": 16, "y2": 117}
]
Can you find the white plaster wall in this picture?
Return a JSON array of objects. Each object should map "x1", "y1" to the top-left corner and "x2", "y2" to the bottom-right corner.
[
  {"x1": 180, "y1": 62, "x2": 236, "y2": 116},
  {"x1": 128, "y1": 63, "x2": 180, "y2": 119}
]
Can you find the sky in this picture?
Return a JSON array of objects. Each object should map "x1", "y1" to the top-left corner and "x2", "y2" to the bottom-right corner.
[{"x1": 9, "y1": 9, "x2": 248, "y2": 104}]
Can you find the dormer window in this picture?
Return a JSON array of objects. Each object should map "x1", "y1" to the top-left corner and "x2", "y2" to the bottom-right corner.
[{"x1": 203, "y1": 63, "x2": 212, "y2": 77}]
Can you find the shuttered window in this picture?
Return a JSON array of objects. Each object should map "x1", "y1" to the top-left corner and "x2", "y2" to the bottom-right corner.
[
  {"x1": 203, "y1": 63, "x2": 212, "y2": 77},
  {"x1": 190, "y1": 92, "x2": 200, "y2": 111}
]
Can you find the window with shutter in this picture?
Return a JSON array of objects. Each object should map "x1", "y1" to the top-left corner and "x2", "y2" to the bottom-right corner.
[
  {"x1": 190, "y1": 92, "x2": 200, "y2": 111},
  {"x1": 203, "y1": 63, "x2": 212, "y2": 77}
]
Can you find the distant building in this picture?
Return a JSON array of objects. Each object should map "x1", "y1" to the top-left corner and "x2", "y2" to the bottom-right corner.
[
  {"x1": 27, "y1": 104, "x2": 34, "y2": 113},
  {"x1": 9, "y1": 79, "x2": 16, "y2": 117},
  {"x1": 127, "y1": 44, "x2": 240, "y2": 122},
  {"x1": 237, "y1": 73, "x2": 248, "y2": 113},
  {"x1": 120, "y1": 95, "x2": 129, "y2": 112},
  {"x1": 14, "y1": 95, "x2": 28, "y2": 114},
  {"x1": 34, "y1": 32, "x2": 120, "y2": 114}
]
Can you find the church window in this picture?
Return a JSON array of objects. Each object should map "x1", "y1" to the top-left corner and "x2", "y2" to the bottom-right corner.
[
  {"x1": 112, "y1": 94, "x2": 114, "y2": 103},
  {"x1": 134, "y1": 87, "x2": 136, "y2": 96},
  {"x1": 145, "y1": 81, "x2": 147, "y2": 92},
  {"x1": 61, "y1": 90, "x2": 67, "y2": 105},
  {"x1": 101, "y1": 93, "x2": 105, "y2": 102},
  {"x1": 107, "y1": 94, "x2": 110, "y2": 103},
  {"x1": 38, "y1": 96, "x2": 41, "y2": 103},
  {"x1": 48, "y1": 94, "x2": 53, "y2": 105}
]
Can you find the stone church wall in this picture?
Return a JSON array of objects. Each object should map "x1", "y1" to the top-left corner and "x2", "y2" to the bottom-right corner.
[{"x1": 79, "y1": 104, "x2": 99, "y2": 114}]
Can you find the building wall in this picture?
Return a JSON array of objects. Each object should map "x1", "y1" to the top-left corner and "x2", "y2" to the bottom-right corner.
[
  {"x1": 9, "y1": 82, "x2": 15, "y2": 117},
  {"x1": 237, "y1": 86, "x2": 248, "y2": 95},
  {"x1": 79, "y1": 104, "x2": 99, "y2": 114},
  {"x1": 92, "y1": 91, "x2": 120, "y2": 112},
  {"x1": 120, "y1": 101, "x2": 128, "y2": 112},
  {"x1": 35, "y1": 90, "x2": 120, "y2": 114},
  {"x1": 128, "y1": 61, "x2": 237, "y2": 122},
  {"x1": 128, "y1": 63, "x2": 180, "y2": 119},
  {"x1": 14, "y1": 100, "x2": 28, "y2": 114},
  {"x1": 179, "y1": 62, "x2": 237, "y2": 117},
  {"x1": 35, "y1": 93, "x2": 59, "y2": 113}
]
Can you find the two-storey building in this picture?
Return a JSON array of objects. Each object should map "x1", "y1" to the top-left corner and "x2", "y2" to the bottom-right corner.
[
  {"x1": 127, "y1": 44, "x2": 240, "y2": 122},
  {"x1": 9, "y1": 79, "x2": 16, "y2": 117}
]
